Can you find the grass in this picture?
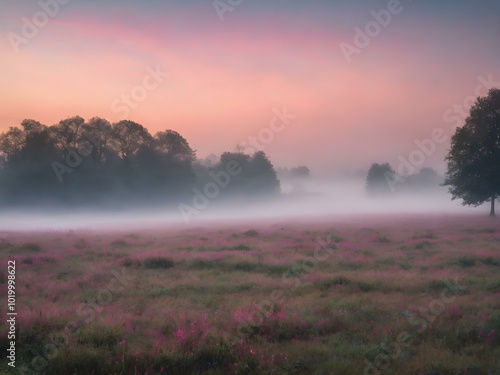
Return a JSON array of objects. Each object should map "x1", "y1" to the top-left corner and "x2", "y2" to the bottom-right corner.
[
  {"x1": 143, "y1": 257, "x2": 174, "y2": 269},
  {"x1": 377, "y1": 236, "x2": 391, "y2": 243},
  {"x1": 111, "y1": 239, "x2": 129, "y2": 248},
  {"x1": 1, "y1": 242, "x2": 43, "y2": 253},
  {"x1": 456, "y1": 256, "x2": 476, "y2": 268},
  {"x1": 0, "y1": 215, "x2": 498, "y2": 374}
]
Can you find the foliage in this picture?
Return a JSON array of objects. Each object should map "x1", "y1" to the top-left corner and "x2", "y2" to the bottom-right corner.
[
  {"x1": 0, "y1": 116, "x2": 281, "y2": 208},
  {"x1": 444, "y1": 88, "x2": 500, "y2": 216},
  {"x1": 366, "y1": 162, "x2": 395, "y2": 196},
  {"x1": 143, "y1": 257, "x2": 175, "y2": 269}
]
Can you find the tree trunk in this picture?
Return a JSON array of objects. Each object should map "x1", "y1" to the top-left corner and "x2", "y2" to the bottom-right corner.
[{"x1": 490, "y1": 196, "x2": 496, "y2": 217}]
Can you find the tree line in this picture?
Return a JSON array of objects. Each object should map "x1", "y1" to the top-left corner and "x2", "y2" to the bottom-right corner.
[
  {"x1": 0, "y1": 117, "x2": 280, "y2": 208},
  {"x1": 366, "y1": 88, "x2": 500, "y2": 216}
]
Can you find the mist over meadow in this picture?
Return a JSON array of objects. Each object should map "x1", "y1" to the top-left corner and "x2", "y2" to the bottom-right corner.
[
  {"x1": 1, "y1": 1, "x2": 500, "y2": 375},
  {"x1": 0, "y1": 114, "x2": 490, "y2": 231}
]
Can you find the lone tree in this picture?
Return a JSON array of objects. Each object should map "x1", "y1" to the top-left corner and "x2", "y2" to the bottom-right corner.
[
  {"x1": 366, "y1": 162, "x2": 396, "y2": 196},
  {"x1": 444, "y1": 88, "x2": 500, "y2": 216}
]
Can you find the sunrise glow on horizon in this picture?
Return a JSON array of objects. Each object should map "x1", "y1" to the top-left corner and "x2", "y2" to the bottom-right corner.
[{"x1": 1, "y1": 0, "x2": 499, "y2": 173}]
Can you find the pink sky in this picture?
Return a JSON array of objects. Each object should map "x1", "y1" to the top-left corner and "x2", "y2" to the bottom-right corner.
[{"x1": 1, "y1": 1, "x2": 499, "y2": 175}]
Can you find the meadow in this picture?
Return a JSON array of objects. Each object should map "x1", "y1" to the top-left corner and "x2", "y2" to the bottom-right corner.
[{"x1": 0, "y1": 214, "x2": 499, "y2": 375}]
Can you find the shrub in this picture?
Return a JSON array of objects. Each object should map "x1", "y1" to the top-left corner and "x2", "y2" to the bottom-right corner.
[
  {"x1": 77, "y1": 325, "x2": 124, "y2": 348},
  {"x1": 144, "y1": 257, "x2": 174, "y2": 269},
  {"x1": 75, "y1": 239, "x2": 88, "y2": 249},
  {"x1": 148, "y1": 288, "x2": 170, "y2": 297},
  {"x1": 331, "y1": 235, "x2": 344, "y2": 243},
  {"x1": 457, "y1": 256, "x2": 476, "y2": 268},
  {"x1": 0, "y1": 242, "x2": 14, "y2": 251},
  {"x1": 233, "y1": 244, "x2": 251, "y2": 251},
  {"x1": 377, "y1": 236, "x2": 391, "y2": 243},
  {"x1": 486, "y1": 281, "x2": 500, "y2": 293},
  {"x1": 231, "y1": 262, "x2": 257, "y2": 272},
  {"x1": 427, "y1": 279, "x2": 447, "y2": 292},
  {"x1": 317, "y1": 276, "x2": 351, "y2": 290},
  {"x1": 122, "y1": 258, "x2": 134, "y2": 267},
  {"x1": 481, "y1": 257, "x2": 500, "y2": 267},
  {"x1": 19, "y1": 243, "x2": 42, "y2": 253},
  {"x1": 111, "y1": 240, "x2": 128, "y2": 248},
  {"x1": 243, "y1": 230, "x2": 259, "y2": 237},
  {"x1": 356, "y1": 281, "x2": 380, "y2": 292},
  {"x1": 415, "y1": 241, "x2": 432, "y2": 250},
  {"x1": 412, "y1": 232, "x2": 436, "y2": 239}
]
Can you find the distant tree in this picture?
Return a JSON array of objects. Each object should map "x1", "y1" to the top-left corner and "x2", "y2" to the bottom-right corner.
[
  {"x1": 0, "y1": 127, "x2": 25, "y2": 162},
  {"x1": 414, "y1": 167, "x2": 442, "y2": 186},
  {"x1": 366, "y1": 162, "x2": 396, "y2": 196},
  {"x1": 51, "y1": 116, "x2": 85, "y2": 154},
  {"x1": 0, "y1": 115, "x2": 283, "y2": 207},
  {"x1": 444, "y1": 88, "x2": 500, "y2": 216},
  {"x1": 289, "y1": 166, "x2": 310, "y2": 179},
  {"x1": 81, "y1": 117, "x2": 113, "y2": 164},
  {"x1": 219, "y1": 151, "x2": 251, "y2": 169},
  {"x1": 15, "y1": 121, "x2": 57, "y2": 163},
  {"x1": 201, "y1": 154, "x2": 218, "y2": 167},
  {"x1": 214, "y1": 151, "x2": 280, "y2": 196},
  {"x1": 111, "y1": 120, "x2": 153, "y2": 160},
  {"x1": 5, "y1": 120, "x2": 60, "y2": 204},
  {"x1": 154, "y1": 130, "x2": 195, "y2": 163},
  {"x1": 402, "y1": 167, "x2": 443, "y2": 192},
  {"x1": 247, "y1": 151, "x2": 281, "y2": 195}
]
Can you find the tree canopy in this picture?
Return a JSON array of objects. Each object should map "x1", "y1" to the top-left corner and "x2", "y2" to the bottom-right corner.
[
  {"x1": 0, "y1": 116, "x2": 281, "y2": 208},
  {"x1": 366, "y1": 163, "x2": 395, "y2": 196},
  {"x1": 444, "y1": 88, "x2": 500, "y2": 216}
]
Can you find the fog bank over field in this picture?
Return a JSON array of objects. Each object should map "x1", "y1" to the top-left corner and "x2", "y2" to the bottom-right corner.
[{"x1": 0, "y1": 177, "x2": 484, "y2": 231}]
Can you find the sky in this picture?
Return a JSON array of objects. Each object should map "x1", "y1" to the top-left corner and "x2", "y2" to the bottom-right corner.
[{"x1": 1, "y1": 0, "x2": 499, "y2": 176}]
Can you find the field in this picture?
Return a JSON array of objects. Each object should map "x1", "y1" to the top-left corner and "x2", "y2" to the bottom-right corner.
[{"x1": 0, "y1": 215, "x2": 499, "y2": 375}]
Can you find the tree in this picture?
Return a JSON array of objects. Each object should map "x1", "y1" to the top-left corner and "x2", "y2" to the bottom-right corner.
[
  {"x1": 247, "y1": 151, "x2": 281, "y2": 195},
  {"x1": 289, "y1": 166, "x2": 310, "y2": 179},
  {"x1": 402, "y1": 167, "x2": 443, "y2": 192},
  {"x1": 444, "y1": 88, "x2": 500, "y2": 217},
  {"x1": 111, "y1": 120, "x2": 153, "y2": 160},
  {"x1": 366, "y1": 162, "x2": 396, "y2": 196},
  {"x1": 154, "y1": 130, "x2": 195, "y2": 163},
  {"x1": 51, "y1": 116, "x2": 85, "y2": 154},
  {"x1": 81, "y1": 117, "x2": 113, "y2": 164},
  {"x1": 0, "y1": 127, "x2": 25, "y2": 162}
]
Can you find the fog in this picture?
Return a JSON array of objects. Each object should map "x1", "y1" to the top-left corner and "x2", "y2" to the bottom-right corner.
[{"x1": 0, "y1": 177, "x2": 484, "y2": 232}]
